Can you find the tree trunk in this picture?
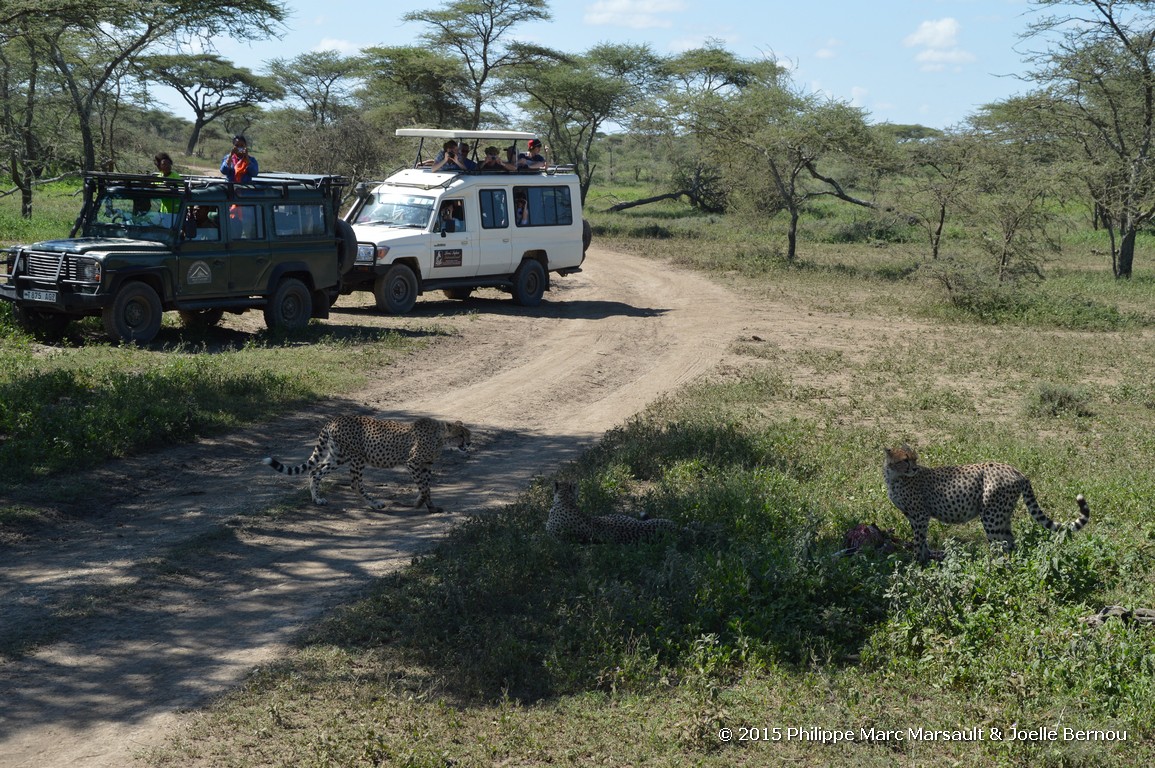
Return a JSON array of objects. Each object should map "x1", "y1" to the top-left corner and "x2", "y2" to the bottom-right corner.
[
  {"x1": 185, "y1": 118, "x2": 206, "y2": 156},
  {"x1": 1117, "y1": 227, "x2": 1137, "y2": 279},
  {"x1": 931, "y1": 204, "x2": 946, "y2": 260},
  {"x1": 786, "y1": 207, "x2": 799, "y2": 263}
]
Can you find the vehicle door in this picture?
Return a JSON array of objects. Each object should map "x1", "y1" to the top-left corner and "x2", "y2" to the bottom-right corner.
[
  {"x1": 476, "y1": 188, "x2": 515, "y2": 275},
  {"x1": 177, "y1": 204, "x2": 232, "y2": 297},
  {"x1": 222, "y1": 202, "x2": 273, "y2": 293},
  {"x1": 429, "y1": 196, "x2": 478, "y2": 278},
  {"x1": 270, "y1": 201, "x2": 334, "y2": 287}
]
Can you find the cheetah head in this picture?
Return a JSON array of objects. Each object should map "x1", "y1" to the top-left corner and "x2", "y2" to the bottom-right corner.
[
  {"x1": 884, "y1": 444, "x2": 920, "y2": 478},
  {"x1": 449, "y1": 420, "x2": 471, "y2": 451}
]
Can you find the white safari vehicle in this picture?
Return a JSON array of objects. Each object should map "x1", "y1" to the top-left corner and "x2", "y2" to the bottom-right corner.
[{"x1": 341, "y1": 129, "x2": 590, "y2": 313}]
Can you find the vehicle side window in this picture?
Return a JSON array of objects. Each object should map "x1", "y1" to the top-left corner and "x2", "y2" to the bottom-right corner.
[
  {"x1": 513, "y1": 185, "x2": 573, "y2": 227},
  {"x1": 273, "y1": 203, "x2": 326, "y2": 236},
  {"x1": 185, "y1": 205, "x2": 222, "y2": 241},
  {"x1": 227, "y1": 204, "x2": 263, "y2": 241},
  {"x1": 480, "y1": 189, "x2": 509, "y2": 229}
]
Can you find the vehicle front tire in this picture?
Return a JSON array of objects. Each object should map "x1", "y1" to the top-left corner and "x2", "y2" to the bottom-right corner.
[
  {"x1": 511, "y1": 259, "x2": 546, "y2": 307},
  {"x1": 178, "y1": 308, "x2": 225, "y2": 330},
  {"x1": 102, "y1": 282, "x2": 163, "y2": 343},
  {"x1": 263, "y1": 277, "x2": 313, "y2": 332},
  {"x1": 374, "y1": 264, "x2": 418, "y2": 314}
]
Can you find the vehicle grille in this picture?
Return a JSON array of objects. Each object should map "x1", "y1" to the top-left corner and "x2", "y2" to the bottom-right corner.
[{"x1": 23, "y1": 250, "x2": 66, "y2": 280}]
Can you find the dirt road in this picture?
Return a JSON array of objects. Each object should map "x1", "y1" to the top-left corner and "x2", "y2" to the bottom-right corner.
[{"x1": 0, "y1": 246, "x2": 770, "y2": 767}]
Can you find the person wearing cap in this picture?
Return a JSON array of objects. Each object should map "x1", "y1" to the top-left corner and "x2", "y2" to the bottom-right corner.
[
  {"x1": 479, "y1": 145, "x2": 516, "y2": 171},
  {"x1": 517, "y1": 138, "x2": 548, "y2": 170},
  {"x1": 221, "y1": 135, "x2": 259, "y2": 182}
]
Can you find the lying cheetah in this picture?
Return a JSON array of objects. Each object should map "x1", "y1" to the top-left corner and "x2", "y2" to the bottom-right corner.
[
  {"x1": 263, "y1": 415, "x2": 470, "y2": 512},
  {"x1": 883, "y1": 444, "x2": 1090, "y2": 562},
  {"x1": 546, "y1": 480, "x2": 679, "y2": 544}
]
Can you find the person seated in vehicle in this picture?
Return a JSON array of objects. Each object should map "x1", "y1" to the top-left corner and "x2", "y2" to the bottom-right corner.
[
  {"x1": 184, "y1": 205, "x2": 220, "y2": 241},
  {"x1": 514, "y1": 195, "x2": 529, "y2": 226},
  {"x1": 517, "y1": 139, "x2": 548, "y2": 170},
  {"x1": 438, "y1": 201, "x2": 466, "y2": 233},
  {"x1": 478, "y1": 145, "x2": 516, "y2": 171},
  {"x1": 431, "y1": 140, "x2": 474, "y2": 172}
]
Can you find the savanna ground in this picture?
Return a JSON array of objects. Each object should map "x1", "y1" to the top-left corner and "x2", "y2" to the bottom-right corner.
[{"x1": 2, "y1": 185, "x2": 1155, "y2": 767}]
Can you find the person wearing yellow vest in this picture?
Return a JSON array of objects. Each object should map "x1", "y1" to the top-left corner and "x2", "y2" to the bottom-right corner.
[{"x1": 154, "y1": 151, "x2": 182, "y2": 225}]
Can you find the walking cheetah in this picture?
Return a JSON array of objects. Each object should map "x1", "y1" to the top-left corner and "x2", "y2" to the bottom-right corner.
[
  {"x1": 883, "y1": 444, "x2": 1090, "y2": 562},
  {"x1": 546, "y1": 480, "x2": 679, "y2": 544},
  {"x1": 263, "y1": 415, "x2": 470, "y2": 512}
]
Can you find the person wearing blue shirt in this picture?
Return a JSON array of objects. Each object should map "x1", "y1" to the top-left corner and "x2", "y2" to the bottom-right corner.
[{"x1": 221, "y1": 135, "x2": 258, "y2": 182}]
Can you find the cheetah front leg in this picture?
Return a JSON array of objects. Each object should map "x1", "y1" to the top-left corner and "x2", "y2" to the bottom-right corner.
[
  {"x1": 906, "y1": 513, "x2": 933, "y2": 563},
  {"x1": 349, "y1": 459, "x2": 387, "y2": 510},
  {"x1": 407, "y1": 462, "x2": 443, "y2": 513}
]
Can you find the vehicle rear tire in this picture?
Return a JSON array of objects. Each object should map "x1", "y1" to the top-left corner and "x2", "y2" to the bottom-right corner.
[
  {"x1": 374, "y1": 264, "x2": 418, "y2": 314},
  {"x1": 511, "y1": 259, "x2": 546, "y2": 307},
  {"x1": 582, "y1": 218, "x2": 592, "y2": 252},
  {"x1": 263, "y1": 277, "x2": 313, "y2": 332},
  {"x1": 336, "y1": 219, "x2": 358, "y2": 275},
  {"x1": 442, "y1": 287, "x2": 473, "y2": 301},
  {"x1": 102, "y1": 282, "x2": 163, "y2": 343},
  {"x1": 13, "y1": 306, "x2": 71, "y2": 339},
  {"x1": 178, "y1": 308, "x2": 225, "y2": 330}
]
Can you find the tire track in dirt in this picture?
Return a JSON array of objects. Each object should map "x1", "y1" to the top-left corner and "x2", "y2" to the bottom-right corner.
[{"x1": 0, "y1": 246, "x2": 756, "y2": 768}]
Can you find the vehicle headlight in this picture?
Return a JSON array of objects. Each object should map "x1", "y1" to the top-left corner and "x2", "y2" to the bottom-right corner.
[
  {"x1": 76, "y1": 258, "x2": 102, "y2": 282},
  {"x1": 356, "y1": 243, "x2": 376, "y2": 263}
]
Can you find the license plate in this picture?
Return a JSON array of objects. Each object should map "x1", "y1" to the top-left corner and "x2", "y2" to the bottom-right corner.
[{"x1": 22, "y1": 289, "x2": 57, "y2": 303}]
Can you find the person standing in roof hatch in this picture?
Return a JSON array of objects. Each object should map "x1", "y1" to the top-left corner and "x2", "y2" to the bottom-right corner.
[
  {"x1": 517, "y1": 138, "x2": 548, "y2": 170},
  {"x1": 221, "y1": 135, "x2": 259, "y2": 182}
]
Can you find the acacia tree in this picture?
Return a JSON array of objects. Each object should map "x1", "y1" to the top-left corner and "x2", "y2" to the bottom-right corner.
[
  {"x1": 1021, "y1": 0, "x2": 1155, "y2": 278},
  {"x1": 266, "y1": 50, "x2": 358, "y2": 128},
  {"x1": 657, "y1": 43, "x2": 782, "y2": 213},
  {"x1": 892, "y1": 131, "x2": 983, "y2": 260},
  {"x1": 698, "y1": 82, "x2": 877, "y2": 262},
  {"x1": 3, "y1": 0, "x2": 286, "y2": 172},
  {"x1": 404, "y1": 0, "x2": 550, "y2": 129},
  {"x1": 514, "y1": 43, "x2": 666, "y2": 202},
  {"x1": 140, "y1": 54, "x2": 284, "y2": 155},
  {"x1": 357, "y1": 46, "x2": 474, "y2": 128}
]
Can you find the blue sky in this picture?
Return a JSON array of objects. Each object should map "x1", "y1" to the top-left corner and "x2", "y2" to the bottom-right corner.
[{"x1": 192, "y1": 0, "x2": 1039, "y2": 130}]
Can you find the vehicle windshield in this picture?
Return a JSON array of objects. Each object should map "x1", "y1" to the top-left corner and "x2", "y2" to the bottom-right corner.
[
  {"x1": 86, "y1": 189, "x2": 181, "y2": 244},
  {"x1": 353, "y1": 191, "x2": 435, "y2": 229}
]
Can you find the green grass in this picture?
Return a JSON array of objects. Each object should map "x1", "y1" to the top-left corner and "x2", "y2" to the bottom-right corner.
[
  {"x1": 0, "y1": 185, "x2": 440, "y2": 489},
  {"x1": 6, "y1": 181, "x2": 1151, "y2": 766},
  {"x1": 0, "y1": 320, "x2": 432, "y2": 488},
  {"x1": 144, "y1": 198, "x2": 1155, "y2": 766}
]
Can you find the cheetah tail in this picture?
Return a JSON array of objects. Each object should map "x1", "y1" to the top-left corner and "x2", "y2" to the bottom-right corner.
[
  {"x1": 1071, "y1": 494, "x2": 1091, "y2": 532},
  {"x1": 261, "y1": 452, "x2": 319, "y2": 476},
  {"x1": 1023, "y1": 484, "x2": 1090, "y2": 534}
]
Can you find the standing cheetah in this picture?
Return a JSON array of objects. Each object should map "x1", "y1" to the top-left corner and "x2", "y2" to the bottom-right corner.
[
  {"x1": 264, "y1": 415, "x2": 470, "y2": 512},
  {"x1": 883, "y1": 444, "x2": 1089, "y2": 562}
]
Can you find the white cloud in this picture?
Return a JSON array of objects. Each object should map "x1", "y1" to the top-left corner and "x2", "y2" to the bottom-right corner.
[
  {"x1": 850, "y1": 86, "x2": 868, "y2": 106},
  {"x1": 815, "y1": 38, "x2": 840, "y2": 60},
  {"x1": 904, "y1": 18, "x2": 975, "y2": 72},
  {"x1": 585, "y1": 0, "x2": 687, "y2": 30},
  {"x1": 314, "y1": 38, "x2": 363, "y2": 55},
  {"x1": 904, "y1": 18, "x2": 960, "y2": 49}
]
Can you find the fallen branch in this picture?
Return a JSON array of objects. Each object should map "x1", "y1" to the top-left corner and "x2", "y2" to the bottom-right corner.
[{"x1": 1081, "y1": 605, "x2": 1155, "y2": 628}]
